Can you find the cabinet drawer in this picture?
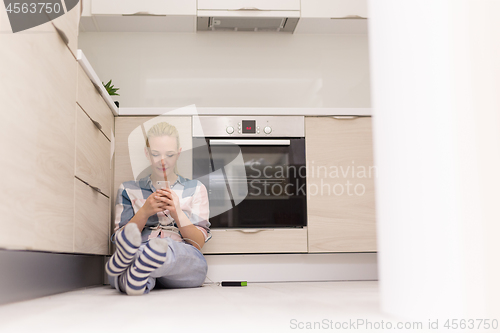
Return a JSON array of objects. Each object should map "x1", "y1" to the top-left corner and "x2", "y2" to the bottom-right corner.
[
  {"x1": 77, "y1": 64, "x2": 114, "y2": 140},
  {"x1": 76, "y1": 104, "x2": 111, "y2": 197},
  {"x1": 200, "y1": 228, "x2": 307, "y2": 254},
  {"x1": 74, "y1": 178, "x2": 110, "y2": 255}
]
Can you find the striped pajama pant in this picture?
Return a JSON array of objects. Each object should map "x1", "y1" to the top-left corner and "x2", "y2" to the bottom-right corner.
[{"x1": 108, "y1": 237, "x2": 208, "y2": 294}]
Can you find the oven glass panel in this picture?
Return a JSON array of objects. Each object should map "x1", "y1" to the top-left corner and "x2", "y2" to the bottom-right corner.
[{"x1": 193, "y1": 138, "x2": 307, "y2": 229}]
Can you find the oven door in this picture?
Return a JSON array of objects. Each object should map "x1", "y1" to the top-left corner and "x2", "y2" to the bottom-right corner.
[{"x1": 193, "y1": 137, "x2": 307, "y2": 229}]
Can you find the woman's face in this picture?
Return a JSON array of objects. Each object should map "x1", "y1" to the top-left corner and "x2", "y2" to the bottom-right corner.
[{"x1": 145, "y1": 135, "x2": 181, "y2": 177}]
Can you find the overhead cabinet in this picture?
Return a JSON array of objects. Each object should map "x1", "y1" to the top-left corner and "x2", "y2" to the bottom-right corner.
[
  {"x1": 294, "y1": 0, "x2": 368, "y2": 34},
  {"x1": 91, "y1": 0, "x2": 195, "y2": 16},
  {"x1": 300, "y1": 0, "x2": 367, "y2": 18},
  {"x1": 84, "y1": 0, "x2": 196, "y2": 32}
]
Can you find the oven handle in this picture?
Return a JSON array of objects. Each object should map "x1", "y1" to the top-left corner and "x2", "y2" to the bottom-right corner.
[
  {"x1": 234, "y1": 229, "x2": 275, "y2": 233},
  {"x1": 209, "y1": 139, "x2": 290, "y2": 146}
]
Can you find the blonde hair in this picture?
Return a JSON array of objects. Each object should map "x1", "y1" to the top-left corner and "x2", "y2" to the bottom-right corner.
[{"x1": 145, "y1": 122, "x2": 181, "y2": 175}]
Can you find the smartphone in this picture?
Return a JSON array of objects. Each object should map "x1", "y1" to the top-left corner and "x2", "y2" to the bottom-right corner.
[{"x1": 155, "y1": 180, "x2": 170, "y2": 192}]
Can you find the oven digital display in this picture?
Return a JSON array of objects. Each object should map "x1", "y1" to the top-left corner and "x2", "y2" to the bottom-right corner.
[{"x1": 242, "y1": 120, "x2": 256, "y2": 134}]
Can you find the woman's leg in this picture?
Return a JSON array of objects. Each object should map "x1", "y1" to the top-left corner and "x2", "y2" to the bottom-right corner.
[
  {"x1": 150, "y1": 238, "x2": 208, "y2": 289},
  {"x1": 109, "y1": 243, "x2": 158, "y2": 295}
]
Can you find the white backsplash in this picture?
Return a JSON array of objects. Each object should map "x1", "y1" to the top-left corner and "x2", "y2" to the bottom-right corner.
[{"x1": 78, "y1": 32, "x2": 371, "y2": 109}]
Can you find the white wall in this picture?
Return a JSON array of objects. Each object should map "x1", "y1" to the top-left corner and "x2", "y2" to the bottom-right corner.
[
  {"x1": 369, "y1": 0, "x2": 500, "y2": 320},
  {"x1": 78, "y1": 32, "x2": 370, "y2": 108}
]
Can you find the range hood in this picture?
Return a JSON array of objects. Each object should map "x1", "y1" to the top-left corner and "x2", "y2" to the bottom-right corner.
[
  {"x1": 197, "y1": 15, "x2": 299, "y2": 32},
  {"x1": 197, "y1": 1, "x2": 300, "y2": 33}
]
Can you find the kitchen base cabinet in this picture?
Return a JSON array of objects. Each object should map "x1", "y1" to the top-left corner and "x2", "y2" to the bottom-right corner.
[
  {"x1": 305, "y1": 116, "x2": 377, "y2": 252},
  {"x1": 201, "y1": 228, "x2": 308, "y2": 254},
  {"x1": 74, "y1": 178, "x2": 110, "y2": 255},
  {"x1": 75, "y1": 105, "x2": 112, "y2": 197},
  {"x1": 0, "y1": 27, "x2": 77, "y2": 253}
]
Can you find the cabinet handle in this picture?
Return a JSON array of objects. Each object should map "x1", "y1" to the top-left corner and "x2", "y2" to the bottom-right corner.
[
  {"x1": 92, "y1": 119, "x2": 103, "y2": 131},
  {"x1": 234, "y1": 229, "x2": 274, "y2": 233},
  {"x1": 52, "y1": 23, "x2": 69, "y2": 45},
  {"x1": 75, "y1": 176, "x2": 107, "y2": 197},
  {"x1": 331, "y1": 116, "x2": 359, "y2": 120},
  {"x1": 331, "y1": 15, "x2": 366, "y2": 19},
  {"x1": 228, "y1": 7, "x2": 264, "y2": 11},
  {"x1": 89, "y1": 184, "x2": 102, "y2": 193},
  {"x1": 122, "y1": 11, "x2": 166, "y2": 16}
]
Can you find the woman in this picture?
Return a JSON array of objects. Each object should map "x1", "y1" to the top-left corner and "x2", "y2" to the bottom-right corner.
[{"x1": 106, "y1": 122, "x2": 212, "y2": 296}]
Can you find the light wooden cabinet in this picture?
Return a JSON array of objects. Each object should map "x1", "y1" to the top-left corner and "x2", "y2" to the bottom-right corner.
[
  {"x1": 77, "y1": 65, "x2": 114, "y2": 140},
  {"x1": 91, "y1": 0, "x2": 196, "y2": 15},
  {"x1": 0, "y1": 5, "x2": 114, "y2": 255},
  {"x1": 0, "y1": 24, "x2": 77, "y2": 253},
  {"x1": 201, "y1": 229, "x2": 307, "y2": 254},
  {"x1": 51, "y1": 1, "x2": 81, "y2": 57},
  {"x1": 75, "y1": 104, "x2": 112, "y2": 197},
  {"x1": 300, "y1": 0, "x2": 368, "y2": 18},
  {"x1": 74, "y1": 67, "x2": 114, "y2": 255},
  {"x1": 305, "y1": 116, "x2": 377, "y2": 252},
  {"x1": 74, "y1": 178, "x2": 110, "y2": 254}
]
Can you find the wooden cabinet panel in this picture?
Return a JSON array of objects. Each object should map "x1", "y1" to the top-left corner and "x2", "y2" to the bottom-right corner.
[
  {"x1": 52, "y1": 1, "x2": 81, "y2": 57},
  {"x1": 306, "y1": 116, "x2": 376, "y2": 252},
  {"x1": 201, "y1": 228, "x2": 308, "y2": 254},
  {"x1": 76, "y1": 104, "x2": 111, "y2": 197},
  {"x1": 300, "y1": 0, "x2": 368, "y2": 18},
  {"x1": 77, "y1": 64, "x2": 114, "y2": 140},
  {"x1": 0, "y1": 28, "x2": 76, "y2": 252},
  {"x1": 74, "y1": 178, "x2": 110, "y2": 255},
  {"x1": 92, "y1": 0, "x2": 196, "y2": 15}
]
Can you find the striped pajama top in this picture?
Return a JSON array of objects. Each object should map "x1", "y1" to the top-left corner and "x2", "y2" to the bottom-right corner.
[{"x1": 111, "y1": 174, "x2": 212, "y2": 246}]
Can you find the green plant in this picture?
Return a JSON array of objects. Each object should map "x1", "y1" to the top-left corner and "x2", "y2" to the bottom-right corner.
[{"x1": 102, "y1": 79, "x2": 120, "y2": 96}]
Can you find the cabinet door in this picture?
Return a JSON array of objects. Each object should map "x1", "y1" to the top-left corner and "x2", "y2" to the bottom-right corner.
[
  {"x1": 305, "y1": 116, "x2": 376, "y2": 252},
  {"x1": 75, "y1": 105, "x2": 111, "y2": 197},
  {"x1": 0, "y1": 27, "x2": 77, "y2": 252},
  {"x1": 74, "y1": 178, "x2": 110, "y2": 255},
  {"x1": 77, "y1": 64, "x2": 114, "y2": 140},
  {"x1": 52, "y1": 1, "x2": 81, "y2": 57},
  {"x1": 301, "y1": 0, "x2": 368, "y2": 18},
  {"x1": 91, "y1": 0, "x2": 195, "y2": 15}
]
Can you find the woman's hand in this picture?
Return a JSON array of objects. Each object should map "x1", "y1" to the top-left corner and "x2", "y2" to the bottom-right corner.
[
  {"x1": 156, "y1": 188, "x2": 181, "y2": 221},
  {"x1": 139, "y1": 191, "x2": 169, "y2": 218}
]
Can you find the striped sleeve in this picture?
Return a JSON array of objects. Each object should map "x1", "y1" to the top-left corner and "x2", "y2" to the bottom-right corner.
[
  {"x1": 110, "y1": 183, "x2": 135, "y2": 244},
  {"x1": 188, "y1": 181, "x2": 212, "y2": 243}
]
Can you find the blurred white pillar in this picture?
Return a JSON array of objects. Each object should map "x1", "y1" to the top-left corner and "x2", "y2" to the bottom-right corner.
[{"x1": 368, "y1": 0, "x2": 500, "y2": 319}]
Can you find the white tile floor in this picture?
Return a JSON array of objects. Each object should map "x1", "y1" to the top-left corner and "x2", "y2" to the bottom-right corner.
[{"x1": 0, "y1": 281, "x2": 437, "y2": 333}]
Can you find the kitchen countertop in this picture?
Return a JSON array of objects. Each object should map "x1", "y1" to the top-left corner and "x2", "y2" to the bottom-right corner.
[{"x1": 117, "y1": 106, "x2": 372, "y2": 116}]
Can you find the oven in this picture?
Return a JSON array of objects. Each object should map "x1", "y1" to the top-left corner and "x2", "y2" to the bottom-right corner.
[{"x1": 192, "y1": 116, "x2": 307, "y2": 231}]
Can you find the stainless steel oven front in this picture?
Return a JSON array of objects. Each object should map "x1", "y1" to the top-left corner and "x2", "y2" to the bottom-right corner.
[{"x1": 192, "y1": 116, "x2": 307, "y2": 230}]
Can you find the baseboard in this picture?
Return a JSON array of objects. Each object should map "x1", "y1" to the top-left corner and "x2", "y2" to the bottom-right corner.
[
  {"x1": 103, "y1": 252, "x2": 378, "y2": 285},
  {"x1": 203, "y1": 252, "x2": 378, "y2": 283},
  {"x1": 0, "y1": 249, "x2": 105, "y2": 306}
]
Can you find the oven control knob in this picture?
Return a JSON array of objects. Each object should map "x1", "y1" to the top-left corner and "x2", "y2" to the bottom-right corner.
[
  {"x1": 264, "y1": 126, "x2": 272, "y2": 134},
  {"x1": 226, "y1": 126, "x2": 234, "y2": 134}
]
